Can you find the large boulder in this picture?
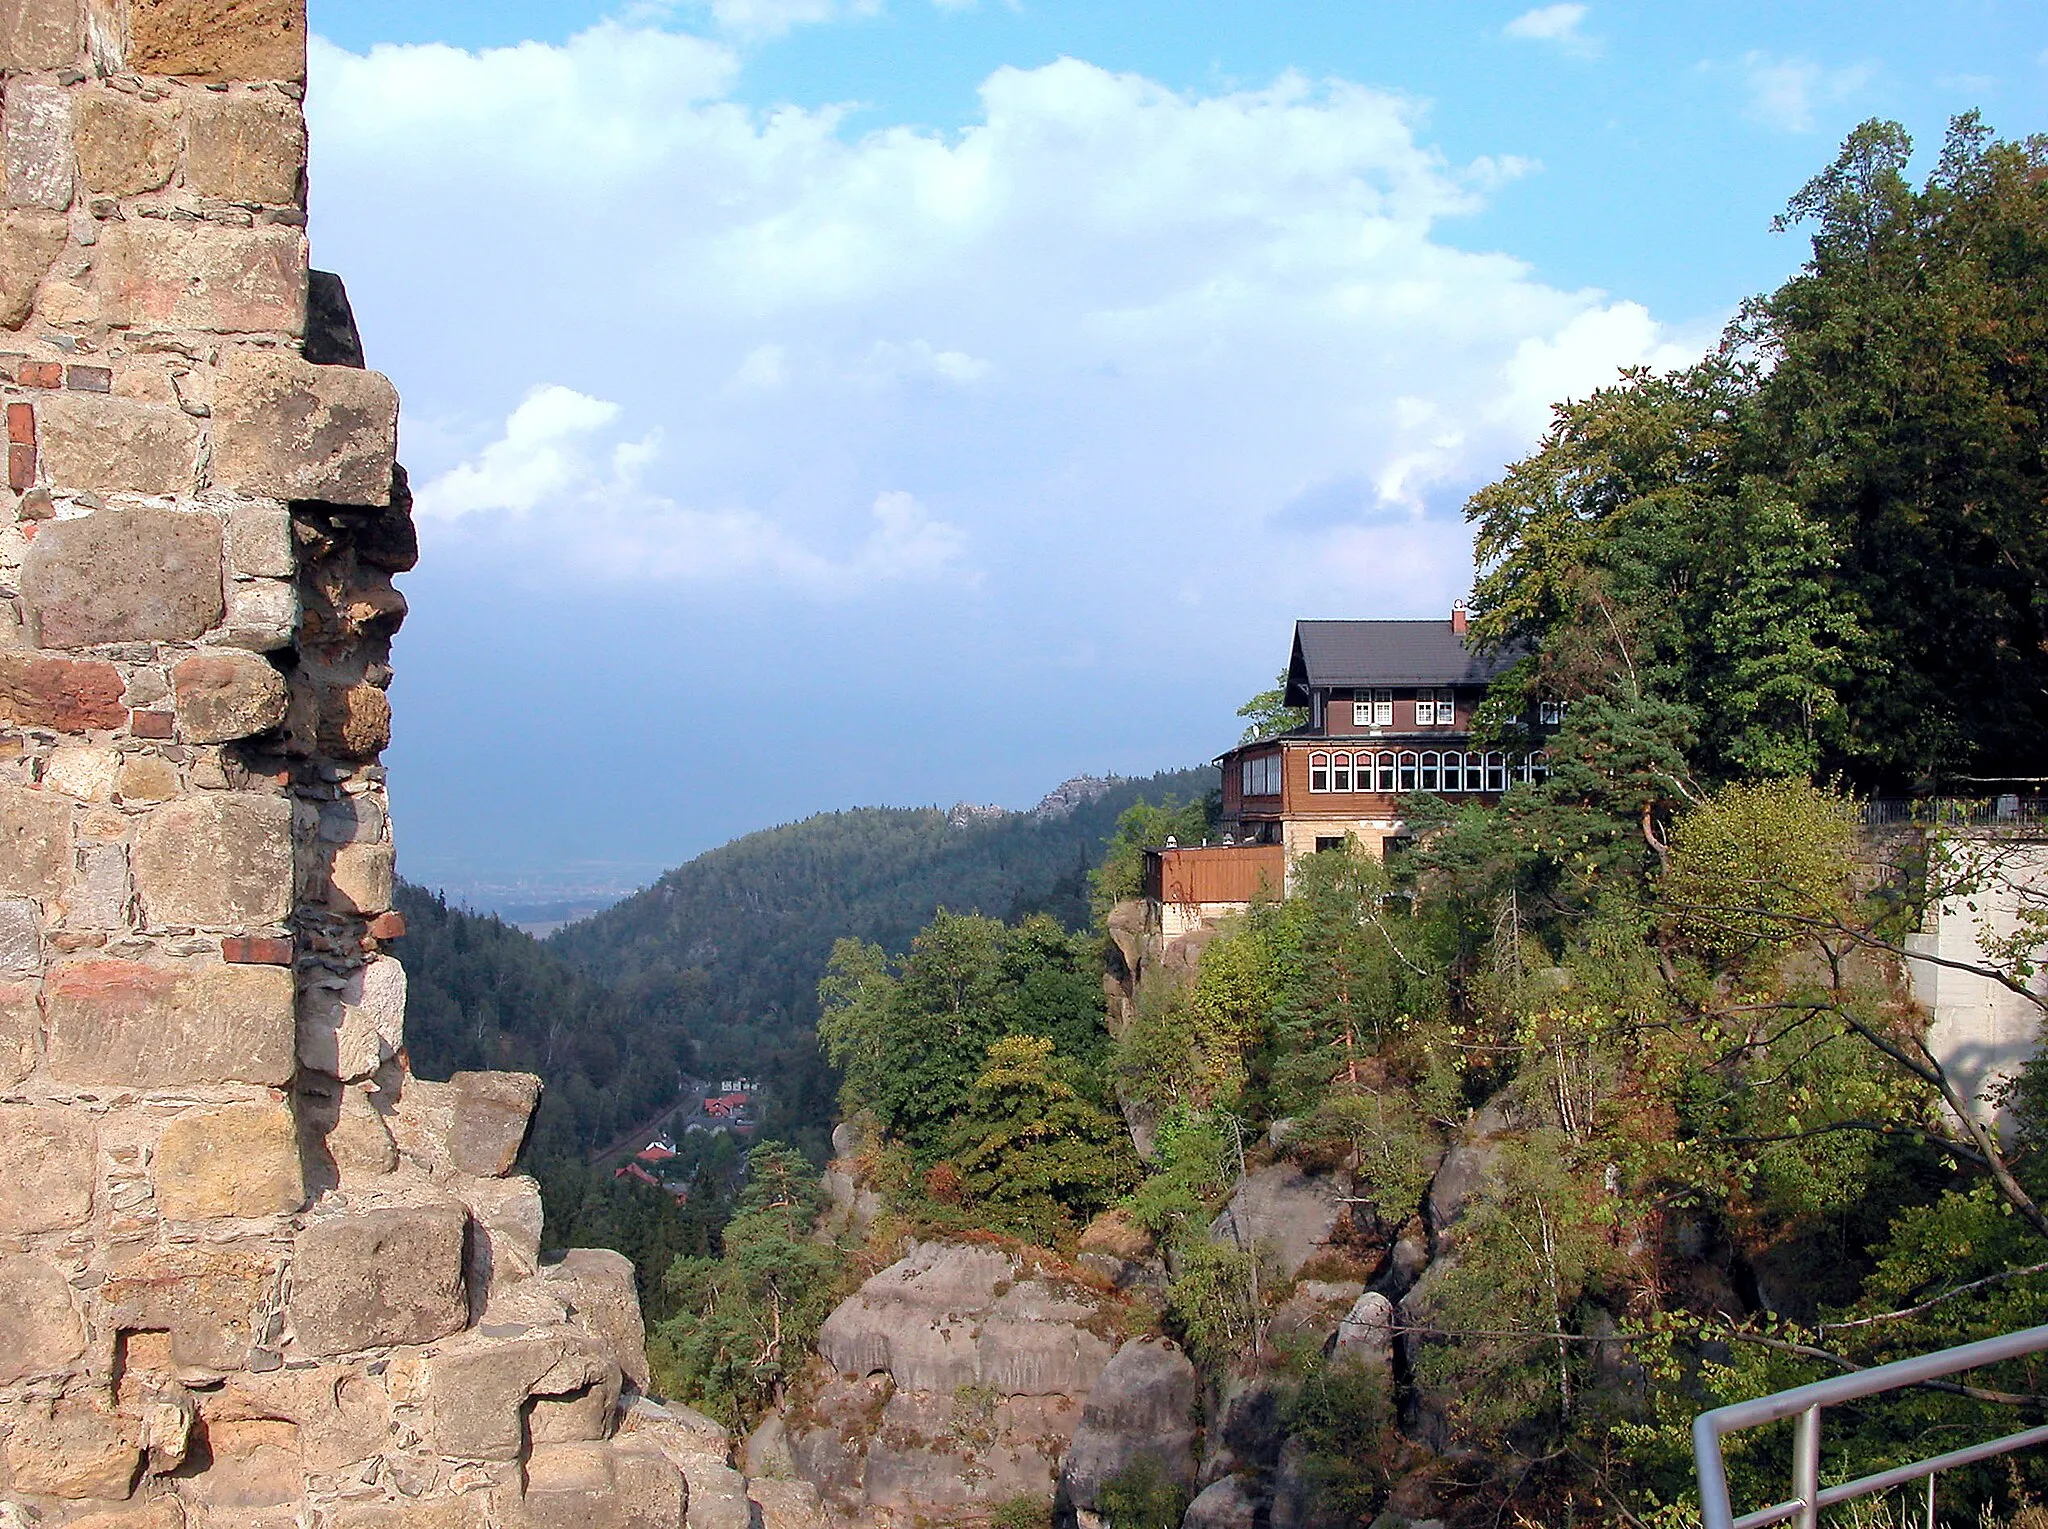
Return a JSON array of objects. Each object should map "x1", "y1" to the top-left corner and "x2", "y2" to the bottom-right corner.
[
  {"x1": 1057, "y1": 1337, "x2": 1200, "y2": 1521},
  {"x1": 792, "y1": 1241, "x2": 1119, "y2": 1517},
  {"x1": 1209, "y1": 1165, "x2": 1347, "y2": 1278}
]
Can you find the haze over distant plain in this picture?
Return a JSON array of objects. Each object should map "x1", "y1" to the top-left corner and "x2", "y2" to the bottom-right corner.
[{"x1": 303, "y1": 0, "x2": 2048, "y2": 909}]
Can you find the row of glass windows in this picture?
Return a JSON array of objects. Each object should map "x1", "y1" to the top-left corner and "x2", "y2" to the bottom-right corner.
[
  {"x1": 1348, "y1": 688, "x2": 1455, "y2": 726},
  {"x1": 1338, "y1": 693, "x2": 1569, "y2": 728},
  {"x1": 1308, "y1": 750, "x2": 1549, "y2": 795}
]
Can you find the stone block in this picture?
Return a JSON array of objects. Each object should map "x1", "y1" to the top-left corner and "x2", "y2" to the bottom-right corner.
[
  {"x1": 424, "y1": 1332, "x2": 617, "y2": 1461},
  {"x1": 305, "y1": 268, "x2": 366, "y2": 367},
  {"x1": 544, "y1": 1248, "x2": 650, "y2": 1392},
  {"x1": 73, "y1": 89, "x2": 177, "y2": 196},
  {"x1": 0, "y1": 210, "x2": 68, "y2": 329},
  {"x1": 523, "y1": 1440, "x2": 686, "y2": 1529},
  {"x1": 103, "y1": 1244, "x2": 278, "y2": 1373},
  {"x1": 36, "y1": 393, "x2": 202, "y2": 497},
  {"x1": 2, "y1": 1397, "x2": 141, "y2": 1499},
  {"x1": 171, "y1": 651, "x2": 288, "y2": 743},
  {"x1": 133, "y1": 791, "x2": 291, "y2": 926},
  {"x1": 320, "y1": 790, "x2": 386, "y2": 844},
  {"x1": 229, "y1": 502, "x2": 294, "y2": 577},
  {"x1": 155, "y1": 1100, "x2": 303, "y2": 1220},
  {"x1": 127, "y1": 0, "x2": 306, "y2": 82},
  {"x1": 287, "y1": 1362, "x2": 394, "y2": 1473},
  {"x1": 298, "y1": 954, "x2": 404, "y2": 1081},
  {"x1": 182, "y1": 1417, "x2": 301, "y2": 1509},
  {"x1": 319, "y1": 681, "x2": 393, "y2": 757},
  {"x1": 45, "y1": 958, "x2": 295, "y2": 1086},
  {"x1": 446, "y1": 1069, "x2": 541, "y2": 1176},
  {"x1": 327, "y1": 1082, "x2": 397, "y2": 1176},
  {"x1": 212, "y1": 348, "x2": 397, "y2": 506},
  {"x1": 21, "y1": 506, "x2": 223, "y2": 647},
  {"x1": 95, "y1": 221, "x2": 305, "y2": 336},
  {"x1": 0, "y1": 650, "x2": 127, "y2": 730},
  {"x1": 117, "y1": 752, "x2": 182, "y2": 802},
  {"x1": 460, "y1": 1173, "x2": 544, "y2": 1297},
  {"x1": 327, "y1": 838, "x2": 395, "y2": 914},
  {"x1": 0, "y1": 0, "x2": 81, "y2": 70},
  {"x1": 5, "y1": 82, "x2": 74, "y2": 212},
  {"x1": 0, "y1": 1252, "x2": 85, "y2": 1384},
  {"x1": 47, "y1": 743, "x2": 120, "y2": 800},
  {"x1": 66, "y1": 1505, "x2": 188, "y2": 1529},
  {"x1": 0, "y1": 898, "x2": 42, "y2": 975},
  {"x1": 184, "y1": 92, "x2": 304, "y2": 205},
  {"x1": 290, "y1": 1204, "x2": 469, "y2": 1355},
  {"x1": 219, "y1": 577, "x2": 299, "y2": 650},
  {"x1": 223, "y1": 933, "x2": 292, "y2": 964},
  {"x1": 0, "y1": 1104, "x2": 95, "y2": 1233},
  {"x1": 0, "y1": 980, "x2": 41, "y2": 1086},
  {"x1": 0, "y1": 781, "x2": 71, "y2": 898},
  {"x1": 67, "y1": 841, "x2": 131, "y2": 926}
]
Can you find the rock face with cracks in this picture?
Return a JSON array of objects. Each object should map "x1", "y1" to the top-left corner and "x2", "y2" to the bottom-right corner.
[
  {"x1": 0, "y1": 5, "x2": 687, "y2": 1522},
  {"x1": 789, "y1": 1242, "x2": 1120, "y2": 1517}
]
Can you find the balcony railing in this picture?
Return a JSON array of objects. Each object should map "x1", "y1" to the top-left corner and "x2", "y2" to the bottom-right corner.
[
  {"x1": 1694, "y1": 1322, "x2": 2048, "y2": 1529},
  {"x1": 1861, "y1": 796, "x2": 2048, "y2": 830}
]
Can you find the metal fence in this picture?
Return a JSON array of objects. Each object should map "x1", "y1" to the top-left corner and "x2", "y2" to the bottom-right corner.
[
  {"x1": 1694, "y1": 1322, "x2": 2048, "y2": 1529},
  {"x1": 1861, "y1": 797, "x2": 2048, "y2": 830}
]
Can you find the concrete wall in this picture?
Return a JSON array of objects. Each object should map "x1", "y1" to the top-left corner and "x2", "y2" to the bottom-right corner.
[
  {"x1": 0, "y1": 3, "x2": 705, "y2": 1522},
  {"x1": 1905, "y1": 834, "x2": 2048, "y2": 1129}
]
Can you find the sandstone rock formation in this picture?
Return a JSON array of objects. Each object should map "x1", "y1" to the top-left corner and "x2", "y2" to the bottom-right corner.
[
  {"x1": 0, "y1": 3, "x2": 687, "y2": 1521},
  {"x1": 788, "y1": 1242, "x2": 1120, "y2": 1517}
]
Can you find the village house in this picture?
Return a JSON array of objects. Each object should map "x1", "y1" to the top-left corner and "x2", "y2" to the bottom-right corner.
[{"x1": 1145, "y1": 606, "x2": 1555, "y2": 933}]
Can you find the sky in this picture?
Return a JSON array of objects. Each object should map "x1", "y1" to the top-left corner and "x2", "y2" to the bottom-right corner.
[{"x1": 303, "y1": 0, "x2": 2048, "y2": 908}]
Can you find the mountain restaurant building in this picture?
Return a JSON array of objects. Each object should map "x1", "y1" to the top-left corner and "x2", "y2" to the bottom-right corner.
[{"x1": 1216, "y1": 608, "x2": 1551, "y2": 865}]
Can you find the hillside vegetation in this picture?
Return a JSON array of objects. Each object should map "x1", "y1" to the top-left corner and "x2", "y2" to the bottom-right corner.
[
  {"x1": 644, "y1": 116, "x2": 2048, "y2": 1528},
  {"x1": 391, "y1": 771, "x2": 1216, "y2": 1305}
]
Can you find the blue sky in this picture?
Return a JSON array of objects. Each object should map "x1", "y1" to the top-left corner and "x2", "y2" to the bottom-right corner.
[{"x1": 304, "y1": 1, "x2": 2048, "y2": 907}]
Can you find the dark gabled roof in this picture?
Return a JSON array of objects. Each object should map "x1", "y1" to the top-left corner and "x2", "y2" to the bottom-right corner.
[{"x1": 1284, "y1": 619, "x2": 1522, "y2": 703}]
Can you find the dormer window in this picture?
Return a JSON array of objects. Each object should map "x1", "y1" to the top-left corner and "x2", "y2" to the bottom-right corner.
[{"x1": 1352, "y1": 689, "x2": 1393, "y2": 727}]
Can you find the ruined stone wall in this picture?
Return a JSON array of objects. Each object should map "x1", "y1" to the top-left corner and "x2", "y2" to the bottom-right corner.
[{"x1": 0, "y1": 3, "x2": 704, "y2": 1523}]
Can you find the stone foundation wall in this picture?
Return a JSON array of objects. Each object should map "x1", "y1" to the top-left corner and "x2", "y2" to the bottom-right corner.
[{"x1": 0, "y1": 3, "x2": 695, "y2": 1523}]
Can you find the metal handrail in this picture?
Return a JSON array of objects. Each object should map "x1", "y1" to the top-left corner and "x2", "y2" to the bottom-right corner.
[{"x1": 1694, "y1": 1322, "x2": 2048, "y2": 1529}]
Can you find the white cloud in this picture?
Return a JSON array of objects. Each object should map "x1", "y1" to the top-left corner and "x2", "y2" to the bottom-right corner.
[
  {"x1": 413, "y1": 384, "x2": 973, "y2": 593},
  {"x1": 414, "y1": 386, "x2": 628, "y2": 519},
  {"x1": 1503, "y1": 5, "x2": 1597, "y2": 56},
  {"x1": 309, "y1": 27, "x2": 1702, "y2": 627},
  {"x1": 1738, "y1": 52, "x2": 1875, "y2": 133}
]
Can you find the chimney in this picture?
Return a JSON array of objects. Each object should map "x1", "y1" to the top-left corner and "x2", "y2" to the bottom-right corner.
[{"x1": 1451, "y1": 600, "x2": 1469, "y2": 637}]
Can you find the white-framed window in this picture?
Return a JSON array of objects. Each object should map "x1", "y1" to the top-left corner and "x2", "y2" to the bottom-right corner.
[
  {"x1": 1375, "y1": 752, "x2": 1396, "y2": 792},
  {"x1": 1420, "y1": 751, "x2": 1440, "y2": 792},
  {"x1": 1417, "y1": 689, "x2": 1455, "y2": 726},
  {"x1": 1332, "y1": 753, "x2": 1352, "y2": 792},
  {"x1": 1539, "y1": 700, "x2": 1566, "y2": 726},
  {"x1": 1398, "y1": 752, "x2": 1418, "y2": 791},
  {"x1": 1466, "y1": 753, "x2": 1485, "y2": 791},
  {"x1": 1530, "y1": 750, "x2": 1551, "y2": 783},
  {"x1": 1485, "y1": 752, "x2": 1507, "y2": 792},
  {"x1": 1352, "y1": 688, "x2": 1393, "y2": 727},
  {"x1": 1309, "y1": 753, "x2": 1330, "y2": 792},
  {"x1": 1240, "y1": 754, "x2": 1281, "y2": 798}
]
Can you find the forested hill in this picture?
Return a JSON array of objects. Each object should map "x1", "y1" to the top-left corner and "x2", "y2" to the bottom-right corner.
[
  {"x1": 544, "y1": 768, "x2": 1214, "y2": 1143},
  {"x1": 395, "y1": 768, "x2": 1213, "y2": 1186}
]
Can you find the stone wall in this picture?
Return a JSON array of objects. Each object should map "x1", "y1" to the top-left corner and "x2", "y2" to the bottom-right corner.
[{"x1": 0, "y1": 3, "x2": 695, "y2": 1523}]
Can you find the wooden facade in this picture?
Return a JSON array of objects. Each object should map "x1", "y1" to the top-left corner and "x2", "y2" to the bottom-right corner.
[{"x1": 1145, "y1": 843, "x2": 1287, "y2": 906}]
